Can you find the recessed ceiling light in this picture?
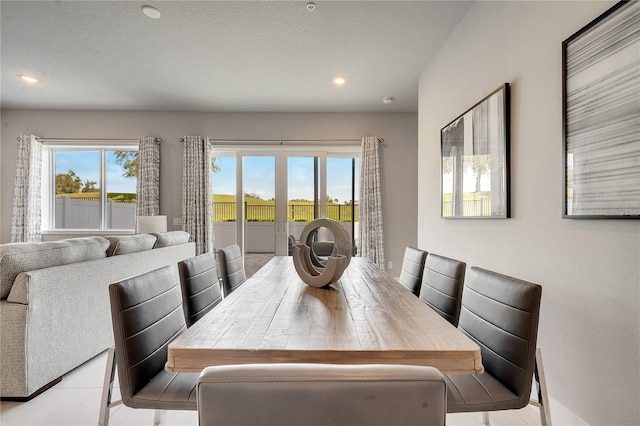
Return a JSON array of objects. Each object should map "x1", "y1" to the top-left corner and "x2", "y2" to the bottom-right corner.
[
  {"x1": 19, "y1": 75, "x2": 39, "y2": 84},
  {"x1": 382, "y1": 97, "x2": 394, "y2": 104},
  {"x1": 306, "y1": 3, "x2": 316, "y2": 12},
  {"x1": 333, "y1": 76, "x2": 346, "y2": 85},
  {"x1": 142, "y1": 5, "x2": 161, "y2": 19}
]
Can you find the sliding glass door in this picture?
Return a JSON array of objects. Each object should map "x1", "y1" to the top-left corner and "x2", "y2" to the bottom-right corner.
[{"x1": 212, "y1": 147, "x2": 359, "y2": 259}]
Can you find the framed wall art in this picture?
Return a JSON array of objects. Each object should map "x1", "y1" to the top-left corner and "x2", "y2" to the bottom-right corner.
[
  {"x1": 441, "y1": 83, "x2": 510, "y2": 219},
  {"x1": 563, "y1": 0, "x2": 640, "y2": 218}
]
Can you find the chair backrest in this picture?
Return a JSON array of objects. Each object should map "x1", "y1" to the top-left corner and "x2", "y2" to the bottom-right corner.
[
  {"x1": 418, "y1": 253, "x2": 466, "y2": 326},
  {"x1": 197, "y1": 363, "x2": 446, "y2": 426},
  {"x1": 178, "y1": 252, "x2": 223, "y2": 327},
  {"x1": 459, "y1": 266, "x2": 542, "y2": 403},
  {"x1": 218, "y1": 244, "x2": 247, "y2": 297},
  {"x1": 108, "y1": 265, "x2": 187, "y2": 406},
  {"x1": 398, "y1": 246, "x2": 428, "y2": 295},
  {"x1": 288, "y1": 235, "x2": 296, "y2": 256}
]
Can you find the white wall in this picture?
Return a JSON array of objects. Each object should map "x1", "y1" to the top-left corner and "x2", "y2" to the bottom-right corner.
[
  {"x1": 418, "y1": 1, "x2": 639, "y2": 425},
  {"x1": 0, "y1": 110, "x2": 417, "y2": 274}
]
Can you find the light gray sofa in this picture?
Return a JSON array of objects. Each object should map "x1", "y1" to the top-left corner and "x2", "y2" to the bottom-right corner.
[{"x1": 0, "y1": 232, "x2": 196, "y2": 399}]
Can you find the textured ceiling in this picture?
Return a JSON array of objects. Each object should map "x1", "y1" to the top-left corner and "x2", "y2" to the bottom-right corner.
[{"x1": 1, "y1": 1, "x2": 472, "y2": 112}]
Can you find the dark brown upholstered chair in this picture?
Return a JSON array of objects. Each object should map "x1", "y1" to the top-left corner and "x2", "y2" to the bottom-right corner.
[
  {"x1": 445, "y1": 267, "x2": 551, "y2": 425},
  {"x1": 398, "y1": 246, "x2": 428, "y2": 296},
  {"x1": 178, "y1": 252, "x2": 222, "y2": 327},
  {"x1": 99, "y1": 266, "x2": 198, "y2": 426},
  {"x1": 418, "y1": 253, "x2": 466, "y2": 326},
  {"x1": 218, "y1": 244, "x2": 247, "y2": 297},
  {"x1": 197, "y1": 363, "x2": 447, "y2": 426}
]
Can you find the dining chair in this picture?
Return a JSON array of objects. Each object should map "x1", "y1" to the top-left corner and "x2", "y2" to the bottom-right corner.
[
  {"x1": 418, "y1": 252, "x2": 466, "y2": 326},
  {"x1": 98, "y1": 266, "x2": 198, "y2": 426},
  {"x1": 445, "y1": 266, "x2": 551, "y2": 426},
  {"x1": 197, "y1": 363, "x2": 447, "y2": 426},
  {"x1": 218, "y1": 244, "x2": 247, "y2": 297},
  {"x1": 398, "y1": 246, "x2": 428, "y2": 296},
  {"x1": 178, "y1": 252, "x2": 223, "y2": 327}
]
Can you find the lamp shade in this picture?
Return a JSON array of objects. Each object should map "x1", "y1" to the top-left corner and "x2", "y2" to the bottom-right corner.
[{"x1": 136, "y1": 215, "x2": 167, "y2": 234}]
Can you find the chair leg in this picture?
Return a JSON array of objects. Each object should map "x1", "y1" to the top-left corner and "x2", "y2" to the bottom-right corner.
[
  {"x1": 153, "y1": 409, "x2": 163, "y2": 425},
  {"x1": 532, "y1": 348, "x2": 552, "y2": 426},
  {"x1": 482, "y1": 411, "x2": 490, "y2": 425},
  {"x1": 98, "y1": 347, "x2": 117, "y2": 426}
]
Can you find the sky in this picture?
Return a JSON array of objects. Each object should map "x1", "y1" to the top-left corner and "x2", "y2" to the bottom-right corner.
[
  {"x1": 212, "y1": 156, "x2": 359, "y2": 203},
  {"x1": 54, "y1": 150, "x2": 135, "y2": 194}
]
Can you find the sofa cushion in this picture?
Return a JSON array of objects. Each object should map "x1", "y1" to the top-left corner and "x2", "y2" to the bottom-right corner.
[
  {"x1": 151, "y1": 231, "x2": 191, "y2": 248},
  {"x1": 105, "y1": 234, "x2": 157, "y2": 256},
  {"x1": 0, "y1": 237, "x2": 109, "y2": 299}
]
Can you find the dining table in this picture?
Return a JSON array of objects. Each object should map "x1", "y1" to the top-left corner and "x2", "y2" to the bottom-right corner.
[{"x1": 166, "y1": 256, "x2": 483, "y2": 375}]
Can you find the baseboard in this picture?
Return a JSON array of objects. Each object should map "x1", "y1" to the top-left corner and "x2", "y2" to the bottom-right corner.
[
  {"x1": 0, "y1": 376, "x2": 62, "y2": 402},
  {"x1": 548, "y1": 394, "x2": 588, "y2": 425}
]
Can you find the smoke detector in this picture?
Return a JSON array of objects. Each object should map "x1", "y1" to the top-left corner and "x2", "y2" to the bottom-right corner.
[{"x1": 382, "y1": 97, "x2": 394, "y2": 104}]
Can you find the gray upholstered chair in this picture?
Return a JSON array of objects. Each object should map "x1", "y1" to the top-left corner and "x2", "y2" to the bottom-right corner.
[
  {"x1": 98, "y1": 266, "x2": 198, "y2": 426},
  {"x1": 197, "y1": 363, "x2": 447, "y2": 426},
  {"x1": 398, "y1": 246, "x2": 428, "y2": 295},
  {"x1": 418, "y1": 252, "x2": 466, "y2": 326},
  {"x1": 446, "y1": 267, "x2": 551, "y2": 425},
  {"x1": 218, "y1": 244, "x2": 247, "y2": 297},
  {"x1": 178, "y1": 252, "x2": 223, "y2": 327}
]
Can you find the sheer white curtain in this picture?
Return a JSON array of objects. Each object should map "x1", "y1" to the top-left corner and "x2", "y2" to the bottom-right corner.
[
  {"x1": 358, "y1": 136, "x2": 385, "y2": 267},
  {"x1": 136, "y1": 136, "x2": 161, "y2": 216},
  {"x1": 182, "y1": 136, "x2": 213, "y2": 255},
  {"x1": 11, "y1": 135, "x2": 43, "y2": 242}
]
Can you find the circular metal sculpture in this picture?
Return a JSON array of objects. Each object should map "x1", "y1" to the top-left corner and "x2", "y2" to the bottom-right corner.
[{"x1": 292, "y1": 218, "x2": 352, "y2": 287}]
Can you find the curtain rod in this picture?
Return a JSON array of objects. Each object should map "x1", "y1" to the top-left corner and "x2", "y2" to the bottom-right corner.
[
  {"x1": 17, "y1": 137, "x2": 161, "y2": 143},
  {"x1": 179, "y1": 138, "x2": 384, "y2": 144}
]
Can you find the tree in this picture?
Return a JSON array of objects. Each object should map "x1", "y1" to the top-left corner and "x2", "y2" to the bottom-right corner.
[
  {"x1": 244, "y1": 191, "x2": 262, "y2": 200},
  {"x1": 55, "y1": 170, "x2": 82, "y2": 194},
  {"x1": 113, "y1": 152, "x2": 220, "y2": 179},
  {"x1": 81, "y1": 180, "x2": 98, "y2": 193},
  {"x1": 113, "y1": 152, "x2": 138, "y2": 178},
  {"x1": 465, "y1": 155, "x2": 490, "y2": 193}
]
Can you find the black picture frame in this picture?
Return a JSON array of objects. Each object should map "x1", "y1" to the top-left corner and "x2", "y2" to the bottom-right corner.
[
  {"x1": 441, "y1": 83, "x2": 510, "y2": 219},
  {"x1": 562, "y1": 0, "x2": 640, "y2": 219}
]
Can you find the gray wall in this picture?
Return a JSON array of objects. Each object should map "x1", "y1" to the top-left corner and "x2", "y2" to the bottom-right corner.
[
  {"x1": 418, "y1": 1, "x2": 639, "y2": 425},
  {"x1": 0, "y1": 110, "x2": 417, "y2": 275}
]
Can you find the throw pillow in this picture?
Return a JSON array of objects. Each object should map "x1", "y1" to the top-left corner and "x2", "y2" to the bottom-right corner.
[
  {"x1": 105, "y1": 234, "x2": 157, "y2": 256},
  {"x1": 150, "y1": 231, "x2": 191, "y2": 248}
]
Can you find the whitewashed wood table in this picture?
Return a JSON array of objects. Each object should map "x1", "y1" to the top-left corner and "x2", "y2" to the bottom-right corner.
[{"x1": 166, "y1": 256, "x2": 483, "y2": 375}]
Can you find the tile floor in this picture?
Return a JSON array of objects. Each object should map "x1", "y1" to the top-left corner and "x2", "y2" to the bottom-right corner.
[{"x1": 0, "y1": 350, "x2": 542, "y2": 426}]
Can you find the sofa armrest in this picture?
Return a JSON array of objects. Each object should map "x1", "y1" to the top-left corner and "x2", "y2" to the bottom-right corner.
[{"x1": 7, "y1": 273, "x2": 30, "y2": 305}]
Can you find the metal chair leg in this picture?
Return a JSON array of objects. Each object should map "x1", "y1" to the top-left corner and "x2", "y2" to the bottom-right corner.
[
  {"x1": 153, "y1": 409, "x2": 164, "y2": 425},
  {"x1": 482, "y1": 411, "x2": 490, "y2": 425},
  {"x1": 98, "y1": 347, "x2": 122, "y2": 426},
  {"x1": 531, "y1": 347, "x2": 552, "y2": 426}
]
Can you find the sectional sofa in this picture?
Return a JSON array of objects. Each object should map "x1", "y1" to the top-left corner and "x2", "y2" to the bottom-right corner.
[{"x1": 0, "y1": 232, "x2": 195, "y2": 399}]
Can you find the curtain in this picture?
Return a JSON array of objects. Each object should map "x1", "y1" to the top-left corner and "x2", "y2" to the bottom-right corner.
[
  {"x1": 136, "y1": 136, "x2": 161, "y2": 216},
  {"x1": 358, "y1": 136, "x2": 385, "y2": 267},
  {"x1": 11, "y1": 135, "x2": 43, "y2": 242},
  {"x1": 182, "y1": 136, "x2": 213, "y2": 255}
]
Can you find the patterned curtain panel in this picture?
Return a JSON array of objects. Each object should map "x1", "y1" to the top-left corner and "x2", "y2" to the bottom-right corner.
[
  {"x1": 182, "y1": 136, "x2": 213, "y2": 255},
  {"x1": 11, "y1": 135, "x2": 43, "y2": 242},
  {"x1": 136, "y1": 136, "x2": 161, "y2": 216},
  {"x1": 358, "y1": 136, "x2": 385, "y2": 267}
]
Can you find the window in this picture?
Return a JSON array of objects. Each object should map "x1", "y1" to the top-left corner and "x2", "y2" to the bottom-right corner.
[
  {"x1": 210, "y1": 145, "x2": 360, "y2": 256},
  {"x1": 43, "y1": 144, "x2": 138, "y2": 230}
]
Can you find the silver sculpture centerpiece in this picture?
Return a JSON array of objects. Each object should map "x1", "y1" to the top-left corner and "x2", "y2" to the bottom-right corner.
[{"x1": 292, "y1": 218, "x2": 352, "y2": 287}]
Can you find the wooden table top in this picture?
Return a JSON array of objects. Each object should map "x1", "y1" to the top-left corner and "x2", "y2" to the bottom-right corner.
[{"x1": 166, "y1": 256, "x2": 483, "y2": 375}]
